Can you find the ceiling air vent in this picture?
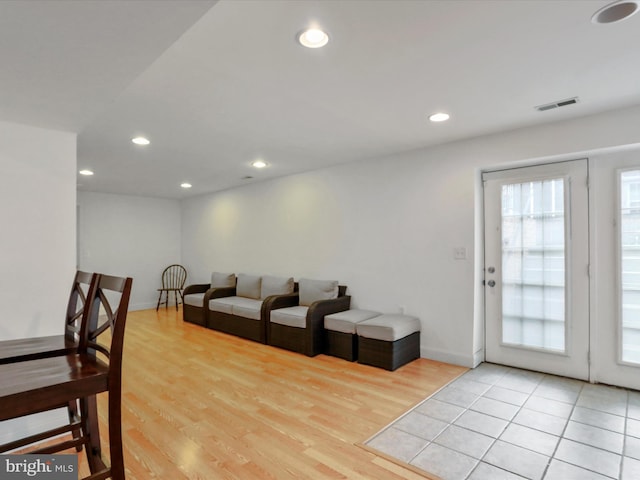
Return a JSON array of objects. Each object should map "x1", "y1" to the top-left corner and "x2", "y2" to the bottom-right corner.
[{"x1": 535, "y1": 97, "x2": 578, "y2": 112}]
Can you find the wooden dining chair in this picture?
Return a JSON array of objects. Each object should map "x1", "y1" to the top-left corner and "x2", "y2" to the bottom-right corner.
[
  {"x1": 0, "y1": 270, "x2": 97, "y2": 365},
  {"x1": 0, "y1": 273, "x2": 133, "y2": 480},
  {"x1": 156, "y1": 264, "x2": 187, "y2": 311},
  {"x1": 0, "y1": 271, "x2": 99, "y2": 451}
]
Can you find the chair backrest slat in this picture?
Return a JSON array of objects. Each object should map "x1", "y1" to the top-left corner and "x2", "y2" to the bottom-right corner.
[
  {"x1": 161, "y1": 264, "x2": 187, "y2": 290},
  {"x1": 80, "y1": 274, "x2": 133, "y2": 374},
  {"x1": 65, "y1": 271, "x2": 99, "y2": 343}
]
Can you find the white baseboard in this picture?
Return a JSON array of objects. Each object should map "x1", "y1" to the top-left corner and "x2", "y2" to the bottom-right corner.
[
  {"x1": 420, "y1": 346, "x2": 477, "y2": 368},
  {"x1": 472, "y1": 348, "x2": 484, "y2": 368},
  {"x1": 129, "y1": 301, "x2": 158, "y2": 311}
]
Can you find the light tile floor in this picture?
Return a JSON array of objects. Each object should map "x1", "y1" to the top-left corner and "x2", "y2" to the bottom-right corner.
[{"x1": 365, "y1": 363, "x2": 640, "y2": 480}]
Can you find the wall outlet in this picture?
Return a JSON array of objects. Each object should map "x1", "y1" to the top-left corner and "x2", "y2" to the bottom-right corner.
[{"x1": 453, "y1": 247, "x2": 467, "y2": 260}]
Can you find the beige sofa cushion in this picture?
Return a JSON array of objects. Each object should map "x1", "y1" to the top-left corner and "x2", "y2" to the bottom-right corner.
[
  {"x1": 324, "y1": 309, "x2": 381, "y2": 334},
  {"x1": 209, "y1": 296, "x2": 262, "y2": 320},
  {"x1": 270, "y1": 306, "x2": 308, "y2": 328},
  {"x1": 236, "y1": 274, "x2": 261, "y2": 299},
  {"x1": 261, "y1": 275, "x2": 294, "y2": 299},
  {"x1": 231, "y1": 297, "x2": 263, "y2": 320},
  {"x1": 208, "y1": 297, "x2": 236, "y2": 315},
  {"x1": 356, "y1": 314, "x2": 421, "y2": 342},
  {"x1": 298, "y1": 278, "x2": 338, "y2": 306},
  {"x1": 184, "y1": 292, "x2": 205, "y2": 307},
  {"x1": 211, "y1": 272, "x2": 236, "y2": 288}
]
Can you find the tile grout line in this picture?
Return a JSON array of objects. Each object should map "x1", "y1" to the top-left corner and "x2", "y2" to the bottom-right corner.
[
  {"x1": 464, "y1": 366, "x2": 524, "y2": 480},
  {"x1": 556, "y1": 384, "x2": 627, "y2": 479},
  {"x1": 480, "y1": 373, "x2": 630, "y2": 479},
  {"x1": 622, "y1": 389, "x2": 629, "y2": 479},
  {"x1": 405, "y1": 374, "x2": 489, "y2": 466},
  {"x1": 404, "y1": 365, "x2": 514, "y2": 478},
  {"x1": 538, "y1": 375, "x2": 583, "y2": 480},
  {"x1": 371, "y1": 364, "x2": 637, "y2": 480},
  {"x1": 467, "y1": 369, "x2": 547, "y2": 480}
]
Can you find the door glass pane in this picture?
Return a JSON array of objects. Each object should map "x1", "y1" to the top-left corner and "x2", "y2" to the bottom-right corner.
[
  {"x1": 620, "y1": 170, "x2": 640, "y2": 364},
  {"x1": 501, "y1": 178, "x2": 565, "y2": 351}
]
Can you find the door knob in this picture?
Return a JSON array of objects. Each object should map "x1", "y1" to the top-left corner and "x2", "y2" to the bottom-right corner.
[{"x1": 488, "y1": 267, "x2": 495, "y2": 273}]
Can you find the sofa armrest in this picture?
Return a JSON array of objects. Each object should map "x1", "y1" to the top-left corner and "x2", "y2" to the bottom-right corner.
[
  {"x1": 263, "y1": 292, "x2": 299, "y2": 345},
  {"x1": 204, "y1": 286, "x2": 236, "y2": 304},
  {"x1": 307, "y1": 295, "x2": 352, "y2": 335},
  {"x1": 304, "y1": 295, "x2": 351, "y2": 356},
  {"x1": 262, "y1": 292, "x2": 299, "y2": 315},
  {"x1": 307, "y1": 295, "x2": 352, "y2": 324},
  {"x1": 183, "y1": 283, "x2": 210, "y2": 296}
]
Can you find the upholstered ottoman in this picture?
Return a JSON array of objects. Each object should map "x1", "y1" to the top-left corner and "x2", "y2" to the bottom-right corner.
[
  {"x1": 324, "y1": 309, "x2": 381, "y2": 361},
  {"x1": 356, "y1": 314, "x2": 421, "y2": 371}
]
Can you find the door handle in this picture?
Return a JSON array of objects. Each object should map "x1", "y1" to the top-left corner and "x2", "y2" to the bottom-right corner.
[{"x1": 487, "y1": 280, "x2": 496, "y2": 287}]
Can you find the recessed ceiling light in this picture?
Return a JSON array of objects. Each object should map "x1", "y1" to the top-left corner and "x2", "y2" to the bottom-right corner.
[
  {"x1": 79, "y1": 169, "x2": 94, "y2": 176},
  {"x1": 298, "y1": 28, "x2": 329, "y2": 48},
  {"x1": 251, "y1": 159, "x2": 268, "y2": 169},
  {"x1": 180, "y1": 183, "x2": 192, "y2": 189},
  {"x1": 131, "y1": 136, "x2": 150, "y2": 145},
  {"x1": 429, "y1": 112, "x2": 450, "y2": 122},
  {"x1": 592, "y1": 1, "x2": 639, "y2": 24}
]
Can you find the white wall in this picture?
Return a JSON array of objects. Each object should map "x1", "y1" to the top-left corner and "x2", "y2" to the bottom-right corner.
[
  {"x1": 0, "y1": 120, "x2": 76, "y2": 445},
  {"x1": 77, "y1": 191, "x2": 181, "y2": 310},
  {"x1": 0, "y1": 120, "x2": 76, "y2": 341},
  {"x1": 181, "y1": 104, "x2": 640, "y2": 368}
]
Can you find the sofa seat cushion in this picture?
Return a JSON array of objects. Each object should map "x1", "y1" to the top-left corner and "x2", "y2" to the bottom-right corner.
[
  {"x1": 270, "y1": 306, "x2": 309, "y2": 328},
  {"x1": 184, "y1": 293, "x2": 205, "y2": 307},
  {"x1": 229, "y1": 297, "x2": 263, "y2": 320},
  {"x1": 356, "y1": 314, "x2": 421, "y2": 342},
  {"x1": 208, "y1": 297, "x2": 237, "y2": 315},
  {"x1": 325, "y1": 309, "x2": 381, "y2": 334}
]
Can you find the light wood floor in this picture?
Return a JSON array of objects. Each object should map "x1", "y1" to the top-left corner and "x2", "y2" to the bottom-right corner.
[{"x1": 83, "y1": 307, "x2": 466, "y2": 479}]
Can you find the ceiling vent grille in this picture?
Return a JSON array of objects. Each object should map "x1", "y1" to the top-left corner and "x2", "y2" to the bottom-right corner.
[{"x1": 535, "y1": 97, "x2": 578, "y2": 112}]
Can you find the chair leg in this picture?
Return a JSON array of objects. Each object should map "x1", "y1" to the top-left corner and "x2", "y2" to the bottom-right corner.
[
  {"x1": 108, "y1": 386, "x2": 125, "y2": 480},
  {"x1": 80, "y1": 395, "x2": 104, "y2": 474},
  {"x1": 156, "y1": 291, "x2": 163, "y2": 311},
  {"x1": 67, "y1": 400, "x2": 83, "y2": 452},
  {"x1": 174, "y1": 290, "x2": 178, "y2": 311}
]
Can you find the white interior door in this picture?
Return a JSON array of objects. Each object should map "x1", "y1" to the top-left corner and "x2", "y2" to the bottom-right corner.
[{"x1": 483, "y1": 159, "x2": 590, "y2": 380}]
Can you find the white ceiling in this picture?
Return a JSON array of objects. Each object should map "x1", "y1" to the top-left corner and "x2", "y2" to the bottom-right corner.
[{"x1": 2, "y1": 0, "x2": 640, "y2": 199}]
